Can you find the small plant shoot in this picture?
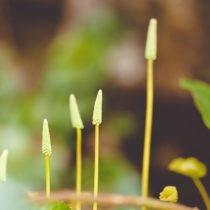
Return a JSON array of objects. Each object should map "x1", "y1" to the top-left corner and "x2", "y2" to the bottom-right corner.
[
  {"x1": 92, "y1": 89, "x2": 103, "y2": 210},
  {"x1": 70, "y1": 94, "x2": 84, "y2": 210},
  {"x1": 42, "y1": 119, "x2": 52, "y2": 198},
  {"x1": 142, "y1": 18, "x2": 157, "y2": 210}
]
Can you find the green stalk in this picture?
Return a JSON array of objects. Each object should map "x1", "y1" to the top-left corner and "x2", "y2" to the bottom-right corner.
[
  {"x1": 142, "y1": 59, "x2": 154, "y2": 201},
  {"x1": 45, "y1": 155, "x2": 51, "y2": 198},
  {"x1": 42, "y1": 119, "x2": 52, "y2": 198},
  {"x1": 193, "y1": 178, "x2": 210, "y2": 210},
  {"x1": 93, "y1": 124, "x2": 100, "y2": 210},
  {"x1": 76, "y1": 128, "x2": 82, "y2": 210}
]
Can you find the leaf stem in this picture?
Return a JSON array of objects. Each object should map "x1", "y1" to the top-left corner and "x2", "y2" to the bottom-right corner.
[
  {"x1": 193, "y1": 178, "x2": 210, "y2": 210},
  {"x1": 45, "y1": 155, "x2": 50, "y2": 198},
  {"x1": 93, "y1": 124, "x2": 100, "y2": 210},
  {"x1": 76, "y1": 128, "x2": 82, "y2": 210},
  {"x1": 142, "y1": 59, "x2": 154, "y2": 209}
]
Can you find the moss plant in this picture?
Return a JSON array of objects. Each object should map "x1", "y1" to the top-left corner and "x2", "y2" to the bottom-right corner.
[
  {"x1": 13, "y1": 85, "x2": 206, "y2": 210},
  {"x1": 42, "y1": 119, "x2": 52, "y2": 198},
  {"x1": 92, "y1": 89, "x2": 103, "y2": 210},
  {"x1": 5, "y1": 17, "x2": 210, "y2": 210},
  {"x1": 70, "y1": 94, "x2": 84, "y2": 210},
  {"x1": 142, "y1": 18, "x2": 157, "y2": 209},
  {"x1": 0, "y1": 149, "x2": 8, "y2": 183}
]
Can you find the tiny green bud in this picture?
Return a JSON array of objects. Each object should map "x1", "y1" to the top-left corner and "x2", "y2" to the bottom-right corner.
[
  {"x1": 42, "y1": 119, "x2": 52, "y2": 156},
  {"x1": 0, "y1": 149, "x2": 8, "y2": 182},
  {"x1": 145, "y1": 18, "x2": 157, "y2": 60},
  {"x1": 159, "y1": 186, "x2": 178, "y2": 203},
  {"x1": 70, "y1": 94, "x2": 84, "y2": 129},
  {"x1": 92, "y1": 89, "x2": 103, "y2": 125}
]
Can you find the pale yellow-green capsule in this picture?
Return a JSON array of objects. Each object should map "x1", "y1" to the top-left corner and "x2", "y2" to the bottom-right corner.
[
  {"x1": 0, "y1": 149, "x2": 8, "y2": 182},
  {"x1": 159, "y1": 186, "x2": 178, "y2": 203},
  {"x1": 70, "y1": 94, "x2": 84, "y2": 129},
  {"x1": 42, "y1": 119, "x2": 52, "y2": 156},
  {"x1": 92, "y1": 89, "x2": 103, "y2": 125},
  {"x1": 145, "y1": 18, "x2": 157, "y2": 60}
]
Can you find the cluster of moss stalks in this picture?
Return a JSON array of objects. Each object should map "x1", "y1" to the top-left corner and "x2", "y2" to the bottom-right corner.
[{"x1": 1, "y1": 18, "x2": 210, "y2": 210}]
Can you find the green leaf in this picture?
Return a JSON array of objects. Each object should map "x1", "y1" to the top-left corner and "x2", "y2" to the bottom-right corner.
[
  {"x1": 159, "y1": 186, "x2": 178, "y2": 203},
  {"x1": 168, "y1": 157, "x2": 207, "y2": 179},
  {"x1": 38, "y1": 202, "x2": 71, "y2": 210},
  {"x1": 50, "y1": 203, "x2": 71, "y2": 210},
  {"x1": 180, "y1": 78, "x2": 210, "y2": 129}
]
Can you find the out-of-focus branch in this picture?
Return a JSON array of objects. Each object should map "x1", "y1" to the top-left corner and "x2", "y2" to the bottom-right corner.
[{"x1": 28, "y1": 190, "x2": 199, "y2": 210}]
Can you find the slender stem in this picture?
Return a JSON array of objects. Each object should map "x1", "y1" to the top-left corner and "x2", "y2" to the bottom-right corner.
[
  {"x1": 193, "y1": 178, "x2": 210, "y2": 210},
  {"x1": 93, "y1": 124, "x2": 100, "y2": 210},
  {"x1": 76, "y1": 128, "x2": 82, "y2": 210},
  {"x1": 45, "y1": 155, "x2": 50, "y2": 198},
  {"x1": 142, "y1": 59, "x2": 154, "y2": 208}
]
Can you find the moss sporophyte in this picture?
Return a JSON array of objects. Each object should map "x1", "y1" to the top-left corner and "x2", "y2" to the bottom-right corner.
[
  {"x1": 42, "y1": 119, "x2": 52, "y2": 198},
  {"x1": 92, "y1": 90, "x2": 103, "y2": 210},
  {"x1": 69, "y1": 90, "x2": 102, "y2": 210},
  {"x1": 141, "y1": 18, "x2": 157, "y2": 210},
  {"x1": 70, "y1": 94, "x2": 84, "y2": 210}
]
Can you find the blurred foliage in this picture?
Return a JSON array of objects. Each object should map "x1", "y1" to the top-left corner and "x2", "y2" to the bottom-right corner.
[
  {"x1": 0, "y1": 11, "x2": 139, "y2": 196},
  {"x1": 42, "y1": 12, "x2": 122, "y2": 135},
  {"x1": 0, "y1": 181, "x2": 71, "y2": 210},
  {"x1": 68, "y1": 154, "x2": 140, "y2": 195},
  {"x1": 34, "y1": 203, "x2": 71, "y2": 210},
  {"x1": 106, "y1": 112, "x2": 137, "y2": 140},
  {"x1": 0, "y1": 181, "x2": 30, "y2": 210},
  {"x1": 180, "y1": 78, "x2": 210, "y2": 129}
]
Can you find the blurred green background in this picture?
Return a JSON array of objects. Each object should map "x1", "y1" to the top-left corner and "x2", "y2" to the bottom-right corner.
[{"x1": 1, "y1": 1, "x2": 210, "y2": 209}]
